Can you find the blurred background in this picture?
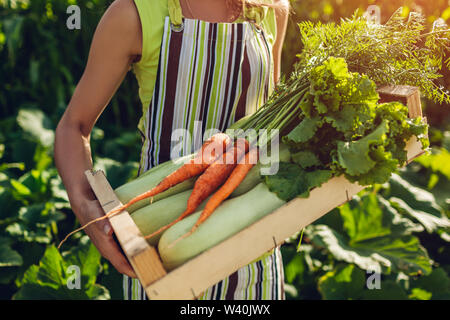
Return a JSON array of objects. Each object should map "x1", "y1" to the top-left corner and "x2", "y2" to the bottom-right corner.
[{"x1": 0, "y1": 0, "x2": 448, "y2": 300}]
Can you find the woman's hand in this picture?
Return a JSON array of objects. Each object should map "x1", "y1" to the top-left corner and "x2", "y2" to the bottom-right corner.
[{"x1": 74, "y1": 198, "x2": 137, "y2": 278}]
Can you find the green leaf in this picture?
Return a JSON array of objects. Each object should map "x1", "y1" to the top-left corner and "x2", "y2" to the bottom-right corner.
[
  {"x1": 36, "y1": 246, "x2": 65, "y2": 289},
  {"x1": 16, "y1": 108, "x2": 55, "y2": 148},
  {"x1": 6, "y1": 223, "x2": 52, "y2": 244},
  {"x1": 284, "y1": 254, "x2": 305, "y2": 284},
  {"x1": 19, "y1": 169, "x2": 49, "y2": 197},
  {"x1": 3, "y1": 15, "x2": 24, "y2": 65},
  {"x1": 291, "y1": 150, "x2": 321, "y2": 168},
  {"x1": 19, "y1": 203, "x2": 64, "y2": 225},
  {"x1": 0, "y1": 187, "x2": 22, "y2": 221},
  {"x1": 33, "y1": 144, "x2": 53, "y2": 171},
  {"x1": 318, "y1": 264, "x2": 366, "y2": 300},
  {"x1": 265, "y1": 163, "x2": 308, "y2": 201},
  {"x1": 337, "y1": 120, "x2": 388, "y2": 176},
  {"x1": 324, "y1": 104, "x2": 359, "y2": 133},
  {"x1": 415, "y1": 149, "x2": 450, "y2": 180},
  {"x1": 360, "y1": 280, "x2": 409, "y2": 300},
  {"x1": 409, "y1": 267, "x2": 450, "y2": 300},
  {"x1": 50, "y1": 175, "x2": 69, "y2": 203},
  {"x1": 284, "y1": 116, "x2": 322, "y2": 144},
  {"x1": 306, "y1": 224, "x2": 432, "y2": 275},
  {"x1": 409, "y1": 288, "x2": 432, "y2": 300},
  {"x1": 13, "y1": 283, "x2": 89, "y2": 300},
  {"x1": 390, "y1": 197, "x2": 450, "y2": 234},
  {"x1": 340, "y1": 194, "x2": 391, "y2": 243},
  {"x1": 0, "y1": 238, "x2": 23, "y2": 267},
  {"x1": 264, "y1": 162, "x2": 332, "y2": 201},
  {"x1": 387, "y1": 174, "x2": 443, "y2": 218},
  {"x1": 94, "y1": 157, "x2": 139, "y2": 189},
  {"x1": 376, "y1": 196, "x2": 424, "y2": 235},
  {"x1": 13, "y1": 244, "x2": 108, "y2": 300},
  {"x1": 0, "y1": 162, "x2": 25, "y2": 172},
  {"x1": 303, "y1": 169, "x2": 333, "y2": 197},
  {"x1": 345, "y1": 151, "x2": 399, "y2": 186},
  {"x1": 62, "y1": 237, "x2": 102, "y2": 288},
  {"x1": 10, "y1": 179, "x2": 32, "y2": 197},
  {"x1": 340, "y1": 194, "x2": 423, "y2": 243},
  {"x1": 85, "y1": 284, "x2": 111, "y2": 300}
]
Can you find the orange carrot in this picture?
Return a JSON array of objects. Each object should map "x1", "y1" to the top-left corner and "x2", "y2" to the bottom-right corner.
[
  {"x1": 168, "y1": 147, "x2": 259, "y2": 246},
  {"x1": 193, "y1": 147, "x2": 259, "y2": 230},
  {"x1": 115, "y1": 133, "x2": 232, "y2": 210},
  {"x1": 144, "y1": 138, "x2": 249, "y2": 240},
  {"x1": 57, "y1": 133, "x2": 232, "y2": 249}
]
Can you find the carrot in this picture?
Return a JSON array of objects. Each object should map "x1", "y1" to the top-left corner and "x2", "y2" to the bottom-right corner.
[
  {"x1": 144, "y1": 138, "x2": 249, "y2": 240},
  {"x1": 168, "y1": 147, "x2": 259, "y2": 247},
  {"x1": 57, "y1": 133, "x2": 232, "y2": 249},
  {"x1": 193, "y1": 148, "x2": 259, "y2": 230}
]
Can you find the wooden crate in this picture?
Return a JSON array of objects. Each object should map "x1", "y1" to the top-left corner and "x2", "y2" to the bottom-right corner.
[{"x1": 85, "y1": 85, "x2": 427, "y2": 300}]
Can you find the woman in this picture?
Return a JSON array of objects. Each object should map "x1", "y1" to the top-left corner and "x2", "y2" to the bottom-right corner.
[{"x1": 55, "y1": 0, "x2": 289, "y2": 300}]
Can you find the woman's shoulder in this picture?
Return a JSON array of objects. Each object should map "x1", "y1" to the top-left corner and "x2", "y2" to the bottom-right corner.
[
  {"x1": 99, "y1": 0, "x2": 168, "y2": 61},
  {"x1": 103, "y1": 0, "x2": 167, "y2": 31},
  {"x1": 98, "y1": 0, "x2": 145, "y2": 43},
  {"x1": 89, "y1": 0, "x2": 143, "y2": 60},
  {"x1": 102, "y1": 0, "x2": 141, "y2": 26}
]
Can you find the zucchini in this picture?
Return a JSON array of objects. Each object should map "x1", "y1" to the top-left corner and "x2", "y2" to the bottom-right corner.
[
  {"x1": 158, "y1": 183, "x2": 286, "y2": 271},
  {"x1": 131, "y1": 190, "x2": 209, "y2": 246},
  {"x1": 114, "y1": 154, "x2": 195, "y2": 213}
]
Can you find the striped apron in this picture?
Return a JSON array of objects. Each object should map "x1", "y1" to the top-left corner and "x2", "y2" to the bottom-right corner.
[{"x1": 124, "y1": 3, "x2": 285, "y2": 300}]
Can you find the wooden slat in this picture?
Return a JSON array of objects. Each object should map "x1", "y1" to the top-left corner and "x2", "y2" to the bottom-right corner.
[
  {"x1": 378, "y1": 85, "x2": 423, "y2": 118},
  {"x1": 406, "y1": 91, "x2": 423, "y2": 118},
  {"x1": 132, "y1": 247, "x2": 167, "y2": 288},
  {"x1": 84, "y1": 170, "x2": 166, "y2": 286},
  {"x1": 378, "y1": 85, "x2": 418, "y2": 98}
]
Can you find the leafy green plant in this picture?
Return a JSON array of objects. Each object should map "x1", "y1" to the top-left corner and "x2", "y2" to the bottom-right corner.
[
  {"x1": 283, "y1": 140, "x2": 450, "y2": 300},
  {"x1": 296, "y1": 8, "x2": 450, "y2": 104},
  {"x1": 261, "y1": 56, "x2": 428, "y2": 202},
  {"x1": 0, "y1": 100, "x2": 140, "y2": 298},
  {"x1": 13, "y1": 239, "x2": 109, "y2": 300}
]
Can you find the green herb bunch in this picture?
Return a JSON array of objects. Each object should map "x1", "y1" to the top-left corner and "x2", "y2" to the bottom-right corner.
[
  {"x1": 296, "y1": 8, "x2": 450, "y2": 104},
  {"x1": 230, "y1": 8, "x2": 447, "y2": 201},
  {"x1": 234, "y1": 8, "x2": 449, "y2": 143},
  {"x1": 264, "y1": 57, "x2": 429, "y2": 201}
]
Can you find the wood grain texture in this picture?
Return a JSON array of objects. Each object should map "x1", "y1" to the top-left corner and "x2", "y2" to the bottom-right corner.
[
  {"x1": 377, "y1": 85, "x2": 423, "y2": 118},
  {"x1": 85, "y1": 170, "x2": 166, "y2": 286}
]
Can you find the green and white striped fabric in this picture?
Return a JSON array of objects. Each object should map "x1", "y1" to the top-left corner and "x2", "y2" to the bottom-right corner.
[{"x1": 139, "y1": 17, "x2": 273, "y2": 168}]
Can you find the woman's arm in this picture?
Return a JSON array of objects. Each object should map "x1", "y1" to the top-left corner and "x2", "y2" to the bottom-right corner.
[
  {"x1": 272, "y1": 0, "x2": 289, "y2": 84},
  {"x1": 55, "y1": 0, "x2": 142, "y2": 277}
]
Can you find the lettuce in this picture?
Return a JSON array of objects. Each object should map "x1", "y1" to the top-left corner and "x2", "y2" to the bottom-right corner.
[{"x1": 268, "y1": 57, "x2": 428, "y2": 200}]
